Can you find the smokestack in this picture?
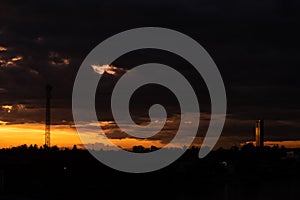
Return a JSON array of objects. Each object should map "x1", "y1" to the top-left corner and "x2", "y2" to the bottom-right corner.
[{"x1": 255, "y1": 119, "x2": 264, "y2": 149}]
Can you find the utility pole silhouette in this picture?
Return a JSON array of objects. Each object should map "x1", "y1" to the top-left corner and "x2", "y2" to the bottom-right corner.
[{"x1": 45, "y1": 84, "x2": 52, "y2": 147}]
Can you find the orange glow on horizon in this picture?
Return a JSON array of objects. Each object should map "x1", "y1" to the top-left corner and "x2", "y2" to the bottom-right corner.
[
  {"x1": 2, "y1": 123, "x2": 300, "y2": 150},
  {"x1": 0, "y1": 123, "x2": 165, "y2": 150},
  {"x1": 0, "y1": 123, "x2": 82, "y2": 148},
  {"x1": 112, "y1": 138, "x2": 164, "y2": 149},
  {"x1": 242, "y1": 140, "x2": 300, "y2": 149}
]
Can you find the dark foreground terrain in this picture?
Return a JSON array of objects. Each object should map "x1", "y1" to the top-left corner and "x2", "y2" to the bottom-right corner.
[{"x1": 0, "y1": 144, "x2": 300, "y2": 200}]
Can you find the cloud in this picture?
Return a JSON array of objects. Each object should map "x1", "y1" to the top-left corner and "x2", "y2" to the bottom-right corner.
[
  {"x1": 0, "y1": 0, "x2": 299, "y2": 149},
  {"x1": 11, "y1": 56, "x2": 22, "y2": 61},
  {"x1": 2, "y1": 105, "x2": 13, "y2": 113},
  {"x1": 1, "y1": 104, "x2": 26, "y2": 114},
  {"x1": 94, "y1": 113, "x2": 194, "y2": 145},
  {"x1": 0, "y1": 103, "x2": 46, "y2": 124},
  {"x1": 0, "y1": 55, "x2": 23, "y2": 67},
  {"x1": 49, "y1": 51, "x2": 71, "y2": 66},
  {"x1": 0, "y1": 46, "x2": 7, "y2": 51},
  {"x1": 29, "y1": 69, "x2": 39, "y2": 75},
  {"x1": 0, "y1": 120, "x2": 8, "y2": 125},
  {"x1": 91, "y1": 64, "x2": 127, "y2": 75}
]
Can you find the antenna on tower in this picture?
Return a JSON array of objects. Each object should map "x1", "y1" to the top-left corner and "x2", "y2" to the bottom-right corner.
[{"x1": 45, "y1": 84, "x2": 52, "y2": 147}]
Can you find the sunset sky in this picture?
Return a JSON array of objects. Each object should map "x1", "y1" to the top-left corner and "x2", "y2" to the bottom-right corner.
[{"x1": 1, "y1": 0, "x2": 300, "y2": 149}]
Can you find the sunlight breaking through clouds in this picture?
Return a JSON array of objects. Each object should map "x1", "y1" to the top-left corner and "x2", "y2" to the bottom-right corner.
[
  {"x1": 0, "y1": 46, "x2": 7, "y2": 51},
  {"x1": 91, "y1": 64, "x2": 127, "y2": 75},
  {"x1": 1, "y1": 104, "x2": 26, "y2": 114},
  {"x1": 11, "y1": 56, "x2": 23, "y2": 61},
  {"x1": 0, "y1": 120, "x2": 8, "y2": 125},
  {"x1": 0, "y1": 55, "x2": 23, "y2": 67},
  {"x1": 2, "y1": 105, "x2": 13, "y2": 113}
]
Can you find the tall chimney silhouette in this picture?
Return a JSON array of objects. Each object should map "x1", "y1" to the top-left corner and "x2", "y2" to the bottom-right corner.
[{"x1": 255, "y1": 119, "x2": 264, "y2": 149}]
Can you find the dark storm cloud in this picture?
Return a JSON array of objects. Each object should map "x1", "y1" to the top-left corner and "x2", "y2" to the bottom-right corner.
[{"x1": 0, "y1": 0, "x2": 300, "y2": 143}]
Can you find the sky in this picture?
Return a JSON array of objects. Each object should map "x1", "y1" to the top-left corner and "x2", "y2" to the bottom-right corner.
[{"x1": 0, "y1": 0, "x2": 300, "y2": 149}]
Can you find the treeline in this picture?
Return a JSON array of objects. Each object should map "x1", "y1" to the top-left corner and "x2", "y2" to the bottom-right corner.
[
  {"x1": 0, "y1": 142, "x2": 295, "y2": 153},
  {"x1": 0, "y1": 144, "x2": 79, "y2": 152}
]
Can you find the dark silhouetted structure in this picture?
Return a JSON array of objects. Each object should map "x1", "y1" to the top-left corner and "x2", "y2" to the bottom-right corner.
[
  {"x1": 255, "y1": 119, "x2": 264, "y2": 148},
  {"x1": 45, "y1": 84, "x2": 52, "y2": 147}
]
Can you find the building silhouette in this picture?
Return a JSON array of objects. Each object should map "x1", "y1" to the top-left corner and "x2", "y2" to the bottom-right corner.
[{"x1": 255, "y1": 119, "x2": 264, "y2": 148}]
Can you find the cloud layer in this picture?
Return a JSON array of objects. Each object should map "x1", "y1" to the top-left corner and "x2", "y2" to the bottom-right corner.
[{"x1": 1, "y1": 0, "x2": 300, "y2": 147}]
